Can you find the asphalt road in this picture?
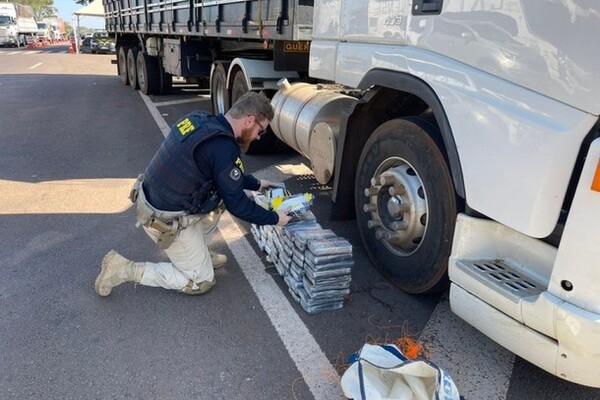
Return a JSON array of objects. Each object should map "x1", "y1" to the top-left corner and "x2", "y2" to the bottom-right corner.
[{"x1": 1, "y1": 44, "x2": 600, "y2": 400}]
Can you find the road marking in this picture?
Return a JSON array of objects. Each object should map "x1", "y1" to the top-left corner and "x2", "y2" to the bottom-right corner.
[
  {"x1": 153, "y1": 96, "x2": 210, "y2": 107},
  {"x1": 220, "y1": 213, "x2": 344, "y2": 399},
  {"x1": 418, "y1": 296, "x2": 514, "y2": 399},
  {"x1": 141, "y1": 94, "x2": 344, "y2": 399},
  {"x1": 139, "y1": 92, "x2": 171, "y2": 136},
  {"x1": 24, "y1": 51, "x2": 39, "y2": 55},
  {"x1": 29, "y1": 62, "x2": 43, "y2": 69},
  {"x1": 8, "y1": 51, "x2": 20, "y2": 55}
]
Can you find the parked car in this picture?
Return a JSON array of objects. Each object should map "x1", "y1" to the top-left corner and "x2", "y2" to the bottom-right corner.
[
  {"x1": 79, "y1": 35, "x2": 92, "y2": 53},
  {"x1": 90, "y1": 31, "x2": 115, "y2": 54}
]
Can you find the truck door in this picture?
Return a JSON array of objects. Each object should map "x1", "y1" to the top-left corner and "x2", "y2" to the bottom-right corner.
[{"x1": 340, "y1": 0, "x2": 410, "y2": 44}]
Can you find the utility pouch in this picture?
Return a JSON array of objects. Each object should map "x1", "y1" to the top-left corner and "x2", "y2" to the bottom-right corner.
[
  {"x1": 150, "y1": 217, "x2": 179, "y2": 249},
  {"x1": 129, "y1": 174, "x2": 145, "y2": 203}
]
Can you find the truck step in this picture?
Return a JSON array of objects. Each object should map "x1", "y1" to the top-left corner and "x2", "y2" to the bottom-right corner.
[
  {"x1": 454, "y1": 259, "x2": 545, "y2": 303},
  {"x1": 449, "y1": 214, "x2": 556, "y2": 323}
]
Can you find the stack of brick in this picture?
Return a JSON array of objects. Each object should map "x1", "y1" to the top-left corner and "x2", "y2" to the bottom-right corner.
[{"x1": 251, "y1": 212, "x2": 353, "y2": 314}]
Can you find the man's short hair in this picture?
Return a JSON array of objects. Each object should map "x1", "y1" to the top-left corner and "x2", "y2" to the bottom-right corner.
[{"x1": 227, "y1": 92, "x2": 274, "y2": 121}]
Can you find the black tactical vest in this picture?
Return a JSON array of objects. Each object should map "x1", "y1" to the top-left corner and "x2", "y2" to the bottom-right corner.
[{"x1": 143, "y1": 111, "x2": 233, "y2": 212}]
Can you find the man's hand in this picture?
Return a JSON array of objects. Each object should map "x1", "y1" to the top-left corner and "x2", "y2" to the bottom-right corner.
[
  {"x1": 276, "y1": 208, "x2": 292, "y2": 226},
  {"x1": 259, "y1": 179, "x2": 284, "y2": 194}
]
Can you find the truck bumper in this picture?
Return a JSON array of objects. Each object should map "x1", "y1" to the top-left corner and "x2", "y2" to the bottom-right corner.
[{"x1": 451, "y1": 284, "x2": 600, "y2": 387}]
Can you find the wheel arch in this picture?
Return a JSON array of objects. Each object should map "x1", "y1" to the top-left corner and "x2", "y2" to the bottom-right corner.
[
  {"x1": 115, "y1": 33, "x2": 139, "y2": 51},
  {"x1": 226, "y1": 58, "x2": 299, "y2": 92},
  {"x1": 331, "y1": 69, "x2": 465, "y2": 220}
]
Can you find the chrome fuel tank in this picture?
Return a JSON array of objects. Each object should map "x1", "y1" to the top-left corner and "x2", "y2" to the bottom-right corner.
[{"x1": 271, "y1": 79, "x2": 357, "y2": 184}]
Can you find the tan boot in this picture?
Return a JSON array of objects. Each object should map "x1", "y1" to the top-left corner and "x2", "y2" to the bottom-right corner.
[
  {"x1": 94, "y1": 250, "x2": 144, "y2": 297},
  {"x1": 210, "y1": 251, "x2": 227, "y2": 269},
  {"x1": 180, "y1": 278, "x2": 216, "y2": 295}
]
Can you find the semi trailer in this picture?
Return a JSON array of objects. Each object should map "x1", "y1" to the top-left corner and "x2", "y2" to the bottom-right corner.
[{"x1": 104, "y1": 0, "x2": 600, "y2": 387}]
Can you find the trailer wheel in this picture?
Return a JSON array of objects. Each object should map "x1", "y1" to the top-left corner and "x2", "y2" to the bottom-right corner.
[
  {"x1": 355, "y1": 117, "x2": 457, "y2": 294},
  {"x1": 158, "y1": 63, "x2": 172, "y2": 95},
  {"x1": 127, "y1": 48, "x2": 139, "y2": 90},
  {"x1": 210, "y1": 63, "x2": 229, "y2": 114},
  {"x1": 117, "y1": 46, "x2": 129, "y2": 85},
  {"x1": 229, "y1": 69, "x2": 279, "y2": 154},
  {"x1": 136, "y1": 52, "x2": 160, "y2": 95}
]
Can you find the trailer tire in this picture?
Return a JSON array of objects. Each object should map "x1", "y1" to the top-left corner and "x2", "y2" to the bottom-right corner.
[
  {"x1": 210, "y1": 63, "x2": 229, "y2": 114},
  {"x1": 230, "y1": 69, "x2": 281, "y2": 154},
  {"x1": 158, "y1": 63, "x2": 172, "y2": 95},
  {"x1": 355, "y1": 118, "x2": 457, "y2": 294},
  {"x1": 137, "y1": 52, "x2": 160, "y2": 95},
  {"x1": 127, "y1": 48, "x2": 139, "y2": 90},
  {"x1": 117, "y1": 46, "x2": 129, "y2": 85}
]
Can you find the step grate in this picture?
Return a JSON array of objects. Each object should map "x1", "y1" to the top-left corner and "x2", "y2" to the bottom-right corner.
[{"x1": 460, "y1": 259, "x2": 544, "y2": 298}]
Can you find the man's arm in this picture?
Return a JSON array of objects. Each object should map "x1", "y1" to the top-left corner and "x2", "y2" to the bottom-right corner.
[{"x1": 203, "y1": 137, "x2": 283, "y2": 226}]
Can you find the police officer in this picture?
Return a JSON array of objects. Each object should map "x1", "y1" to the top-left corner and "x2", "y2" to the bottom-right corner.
[{"x1": 94, "y1": 92, "x2": 291, "y2": 297}]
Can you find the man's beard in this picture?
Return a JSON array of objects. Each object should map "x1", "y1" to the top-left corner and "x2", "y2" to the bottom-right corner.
[{"x1": 236, "y1": 128, "x2": 253, "y2": 153}]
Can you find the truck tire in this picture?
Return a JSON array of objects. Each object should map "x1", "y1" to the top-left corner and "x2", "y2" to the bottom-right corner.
[
  {"x1": 158, "y1": 63, "x2": 172, "y2": 95},
  {"x1": 229, "y1": 69, "x2": 279, "y2": 154},
  {"x1": 127, "y1": 48, "x2": 139, "y2": 90},
  {"x1": 355, "y1": 117, "x2": 457, "y2": 294},
  {"x1": 136, "y1": 52, "x2": 160, "y2": 95},
  {"x1": 117, "y1": 46, "x2": 129, "y2": 85},
  {"x1": 210, "y1": 63, "x2": 229, "y2": 114}
]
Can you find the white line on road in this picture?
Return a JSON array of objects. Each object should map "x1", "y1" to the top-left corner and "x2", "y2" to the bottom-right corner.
[
  {"x1": 141, "y1": 92, "x2": 343, "y2": 399},
  {"x1": 153, "y1": 96, "x2": 210, "y2": 107},
  {"x1": 220, "y1": 213, "x2": 344, "y2": 399},
  {"x1": 29, "y1": 62, "x2": 43, "y2": 69},
  {"x1": 140, "y1": 92, "x2": 171, "y2": 136}
]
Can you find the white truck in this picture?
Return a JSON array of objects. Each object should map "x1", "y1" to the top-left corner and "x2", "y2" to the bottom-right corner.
[
  {"x1": 0, "y1": 2, "x2": 38, "y2": 47},
  {"x1": 42, "y1": 17, "x2": 65, "y2": 41},
  {"x1": 105, "y1": 0, "x2": 600, "y2": 387}
]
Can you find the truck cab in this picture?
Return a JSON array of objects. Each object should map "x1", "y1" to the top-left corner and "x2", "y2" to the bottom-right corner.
[{"x1": 0, "y1": 14, "x2": 19, "y2": 47}]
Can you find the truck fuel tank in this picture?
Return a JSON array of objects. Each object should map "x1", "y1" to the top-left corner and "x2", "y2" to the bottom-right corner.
[{"x1": 271, "y1": 79, "x2": 357, "y2": 184}]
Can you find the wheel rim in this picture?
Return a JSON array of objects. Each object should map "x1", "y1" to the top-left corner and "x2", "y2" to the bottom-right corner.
[
  {"x1": 363, "y1": 156, "x2": 428, "y2": 256},
  {"x1": 231, "y1": 71, "x2": 247, "y2": 103}
]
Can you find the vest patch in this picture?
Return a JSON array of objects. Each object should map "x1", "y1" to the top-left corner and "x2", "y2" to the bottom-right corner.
[
  {"x1": 235, "y1": 157, "x2": 245, "y2": 173},
  {"x1": 177, "y1": 118, "x2": 196, "y2": 139},
  {"x1": 229, "y1": 167, "x2": 241, "y2": 181}
]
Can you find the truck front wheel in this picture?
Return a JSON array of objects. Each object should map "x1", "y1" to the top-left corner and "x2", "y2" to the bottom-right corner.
[{"x1": 355, "y1": 117, "x2": 457, "y2": 294}]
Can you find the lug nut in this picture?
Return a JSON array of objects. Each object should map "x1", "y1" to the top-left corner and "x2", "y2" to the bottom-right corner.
[
  {"x1": 375, "y1": 230, "x2": 389, "y2": 240},
  {"x1": 386, "y1": 232, "x2": 403, "y2": 241},
  {"x1": 379, "y1": 175, "x2": 395, "y2": 186},
  {"x1": 389, "y1": 184, "x2": 406, "y2": 196},
  {"x1": 364, "y1": 187, "x2": 379, "y2": 196},
  {"x1": 363, "y1": 203, "x2": 377, "y2": 212},
  {"x1": 391, "y1": 221, "x2": 408, "y2": 230},
  {"x1": 367, "y1": 220, "x2": 381, "y2": 229}
]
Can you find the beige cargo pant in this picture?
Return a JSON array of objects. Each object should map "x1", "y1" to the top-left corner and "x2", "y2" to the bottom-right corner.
[{"x1": 137, "y1": 188, "x2": 222, "y2": 290}]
